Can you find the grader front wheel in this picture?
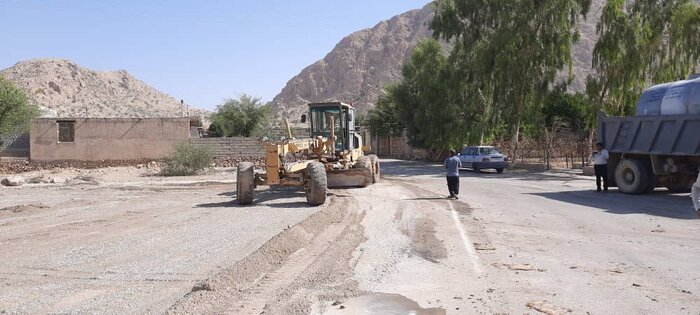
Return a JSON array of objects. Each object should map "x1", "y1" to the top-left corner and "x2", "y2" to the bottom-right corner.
[
  {"x1": 354, "y1": 156, "x2": 373, "y2": 187},
  {"x1": 306, "y1": 162, "x2": 328, "y2": 206},
  {"x1": 236, "y1": 162, "x2": 255, "y2": 205},
  {"x1": 368, "y1": 154, "x2": 381, "y2": 183}
]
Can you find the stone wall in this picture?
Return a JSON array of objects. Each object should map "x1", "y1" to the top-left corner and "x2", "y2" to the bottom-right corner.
[
  {"x1": 375, "y1": 132, "x2": 429, "y2": 161},
  {"x1": 189, "y1": 138, "x2": 265, "y2": 158},
  {"x1": 189, "y1": 137, "x2": 266, "y2": 167},
  {"x1": 0, "y1": 131, "x2": 30, "y2": 158}
]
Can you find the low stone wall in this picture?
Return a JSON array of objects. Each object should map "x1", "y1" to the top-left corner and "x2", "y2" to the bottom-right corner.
[
  {"x1": 189, "y1": 137, "x2": 265, "y2": 158},
  {"x1": 1, "y1": 137, "x2": 272, "y2": 174},
  {"x1": 0, "y1": 159, "x2": 158, "y2": 174},
  {"x1": 0, "y1": 132, "x2": 30, "y2": 158},
  {"x1": 376, "y1": 133, "x2": 429, "y2": 161},
  {"x1": 0, "y1": 157, "x2": 268, "y2": 174}
]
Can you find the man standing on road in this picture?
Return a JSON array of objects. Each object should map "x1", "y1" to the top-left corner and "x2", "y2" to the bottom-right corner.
[
  {"x1": 444, "y1": 149, "x2": 462, "y2": 199},
  {"x1": 692, "y1": 173, "x2": 700, "y2": 219},
  {"x1": 590, "y1": 142, "x2": 610, "y2": 192}
]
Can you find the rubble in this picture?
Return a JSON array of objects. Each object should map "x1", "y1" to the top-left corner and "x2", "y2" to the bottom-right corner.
[
  {"x1": 1, "y1": 176, "x2": 25, "y2": 186},
  {"x1": 0, "y1": 157, "x2": 266, "y2": 175},
  {"x1": 526, "y1": 300, "x2": 572, "y2": 315}
]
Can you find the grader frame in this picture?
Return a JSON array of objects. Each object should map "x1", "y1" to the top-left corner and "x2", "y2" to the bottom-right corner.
[{"x1": 236, "y1": 102, "x2": 380, "y2": 206}]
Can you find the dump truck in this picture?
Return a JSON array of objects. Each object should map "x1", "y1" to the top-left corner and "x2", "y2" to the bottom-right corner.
[
  {"x1": 598, "y1": 76, "x2": 700, "y2": 194},
  {"x1": 236, "y1": 102, "x2": 380, "y2": 205}
]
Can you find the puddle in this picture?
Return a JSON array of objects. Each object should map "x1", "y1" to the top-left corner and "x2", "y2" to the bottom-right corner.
[{"x1": 324, "y1": 293, "x2": 446, "y2": 315}]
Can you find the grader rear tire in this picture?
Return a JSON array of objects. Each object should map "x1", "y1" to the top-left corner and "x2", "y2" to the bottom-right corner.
[
  {"x1": 368, "y1": 154, "x2": 381, "y2": 183},
  {"x1": 236, "y1": 162, "x2": 255, "y2": 205},
  {"x1": 306, "y1": 162, "x2": 327, "y2": 206}
]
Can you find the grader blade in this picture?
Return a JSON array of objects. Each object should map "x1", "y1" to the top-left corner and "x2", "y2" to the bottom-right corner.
[{"x1": 327, "y1": 168, "x2": 373, "y2": 188}]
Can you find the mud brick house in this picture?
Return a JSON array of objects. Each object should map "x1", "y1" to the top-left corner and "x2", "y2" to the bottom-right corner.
[{"x1": 29, "y1": 118, "x2": 192, "y2": 161}]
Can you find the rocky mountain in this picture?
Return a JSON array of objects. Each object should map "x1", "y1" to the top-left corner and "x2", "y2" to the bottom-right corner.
[
  {"x1": 272, "y1": 1, "x2": 607, "y2": 119},
  {"x1": 0, "y1": 59, "x2": 207, "y2": 119}
]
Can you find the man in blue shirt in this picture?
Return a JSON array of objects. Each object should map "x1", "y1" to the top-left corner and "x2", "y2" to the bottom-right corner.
[{"x1": 444, "y1": 149, "x2": 462, "y2": 199}]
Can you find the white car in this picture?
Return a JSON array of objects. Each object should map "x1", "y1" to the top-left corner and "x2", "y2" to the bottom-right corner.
[{"x1": 458, "y1": 146, "x2": 508, "y2": 173}]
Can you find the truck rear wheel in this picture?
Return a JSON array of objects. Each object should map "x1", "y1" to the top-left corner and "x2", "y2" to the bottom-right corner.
[
  {"x1": 237, "y1": 162, "x2": 255, "y2": 205},
  {"x1": 615, "y1": 159, "x2": 653, "y2": 194},
  {"x1": 306, "y1": 162, "x2": 327, "y2": 206},
  {"x1": 368, "y1": 154, "x2": 381, "y2": 183}
]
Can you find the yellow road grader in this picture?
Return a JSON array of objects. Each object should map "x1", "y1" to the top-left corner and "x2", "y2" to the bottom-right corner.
[{"x1": 236, "y1": 102, "x2": 380, "y2": 206}]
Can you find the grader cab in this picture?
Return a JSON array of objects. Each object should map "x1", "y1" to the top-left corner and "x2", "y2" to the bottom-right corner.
[{"x1": 236, "y1": 102, "x2": 380, "y2": 206}]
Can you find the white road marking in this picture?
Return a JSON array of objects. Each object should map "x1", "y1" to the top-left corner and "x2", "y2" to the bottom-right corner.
[{"x1": 449, "y1": 201, "x2": 482, "y2": 274}]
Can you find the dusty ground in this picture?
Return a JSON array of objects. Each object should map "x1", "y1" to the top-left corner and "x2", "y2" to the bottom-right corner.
[
  {"x1": 1, "y1": 160, "x2": 699, "y2": 314},
  {"x1": 0, "y1": 166, "x2": 318, "y2": 314}
]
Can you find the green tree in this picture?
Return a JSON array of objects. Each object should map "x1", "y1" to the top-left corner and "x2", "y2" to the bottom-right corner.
[
  {"x1": 367, "y1": 85, "x2": 405, "y2": 137},
  {"x1": 587, "y1": 0, "x2": 700, "y2": 117},
  {"x1": 394, "y1": 39, "x2": 472, "y2": 157},
  {"x1": 540, "y1": 90, "x2": 593, "y2": 135},
  {"x1": 211, "y1": 94, "x2": 270, "y2": 137},
  {"x1": 0, "y1": 76, "x2": 40, "y2": 136},
  {"x1": 207, "y1": 120, "x2": 224, "y2": 137},
  {"x1": 431, "y1": 0, "x2": 591, "y2": 160}
]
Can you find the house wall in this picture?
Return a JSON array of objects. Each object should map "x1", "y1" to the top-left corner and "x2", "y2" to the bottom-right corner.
[{"x1": 30, "y1": 118, "x2": 191, "y2": 161}]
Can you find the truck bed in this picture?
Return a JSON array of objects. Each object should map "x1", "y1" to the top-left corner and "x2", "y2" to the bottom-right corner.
[{"x1": 598, "y1": 112, "x2": 700, "y2": 156}]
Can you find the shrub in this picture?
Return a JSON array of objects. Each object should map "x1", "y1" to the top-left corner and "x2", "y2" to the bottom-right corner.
[{"x1": 160, "y1": 142, "x2": 214, "y2": 176}]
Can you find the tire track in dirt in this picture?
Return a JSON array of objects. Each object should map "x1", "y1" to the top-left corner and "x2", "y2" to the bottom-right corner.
[
  {"x1": 388, "y1": 177, "x2": 492, "y2": 248},
  {"x1": 167, "y1": 195, "x2": 366, "y2": 314}
]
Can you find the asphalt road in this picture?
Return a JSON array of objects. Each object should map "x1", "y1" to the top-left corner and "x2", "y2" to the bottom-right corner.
[
  {"x1": 1, "y1": 161, "x2": 698, "y2": 314},
  {"x1": 345, "y1": 159, "x2": 700, "y2": 314}
]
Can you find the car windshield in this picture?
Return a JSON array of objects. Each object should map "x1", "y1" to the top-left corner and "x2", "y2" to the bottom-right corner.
[
  {"x1": 479, "y1": 147, "x2": 501, "y2": 155},
  {"x1": 461, "y1": 148, "x2": 476, "y2": 155}
]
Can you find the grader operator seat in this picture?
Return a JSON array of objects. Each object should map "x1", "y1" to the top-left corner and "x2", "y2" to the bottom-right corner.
[{"x1": 305, "y1": 102, "x2": 360, "y2": 153}]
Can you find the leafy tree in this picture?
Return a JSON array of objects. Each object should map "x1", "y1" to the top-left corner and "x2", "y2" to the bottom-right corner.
[
  {"x1": 367, "y1": 85, "x2": 405, "y2": 137},
  {"x1": 394, "y1": 39, "x2": 472, "y2": 157},
  {"x1": 211, "y1": 94, "x2": 270, "y2": 137},
  {"x1": 540, "y1": 90, "x2": 593, "y2": 135},
  {"x1": 431, "y1": 0, "x2": 591, "y2": 161},
  {"x1": 0, "y1": 76, "x2": 40, "y2": 136},
  {"x1": 207, "y1": 120, "x2": 224, "y2": 137},
  {"x1": 587, "y1": 0, "x2": 700, "y2": 117}
]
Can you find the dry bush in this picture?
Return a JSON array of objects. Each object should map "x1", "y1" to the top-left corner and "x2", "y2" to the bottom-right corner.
[{"x1": 160, "y1": 142, "x2": 214, "y2": 176}]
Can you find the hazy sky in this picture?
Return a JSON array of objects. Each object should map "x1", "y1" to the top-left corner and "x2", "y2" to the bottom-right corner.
[{"x1": 0, "y1": 0, "x2": 431, "y2": 110}]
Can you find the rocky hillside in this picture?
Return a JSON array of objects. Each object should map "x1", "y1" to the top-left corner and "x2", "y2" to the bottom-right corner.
[
  {"x1": 0, "y1": 59, "x2": 207, "y2": 118},
  {"x1": 272, "y1": 1, "x2": 606, "y2": 119}
]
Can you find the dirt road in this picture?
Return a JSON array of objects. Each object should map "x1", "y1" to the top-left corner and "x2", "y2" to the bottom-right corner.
[
  {"x1": 1, "y1": 161, "x2": 699, "y2": 314},
  {"x1": 0, "y1": 167, "x2": 319, "y2": 314}
]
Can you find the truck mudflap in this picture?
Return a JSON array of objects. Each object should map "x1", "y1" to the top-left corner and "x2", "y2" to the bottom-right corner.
[{"x1": 327, "y1": 168, "x2": 373, "y2": 188}]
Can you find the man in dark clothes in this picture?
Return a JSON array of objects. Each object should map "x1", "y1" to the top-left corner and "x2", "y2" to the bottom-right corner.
[
  {"x1": 444, "y1": 149, "x2": 462, "y2": 199},
  {"x1": 590, "y1": 142, "x2": 610, "y2": 192}
]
